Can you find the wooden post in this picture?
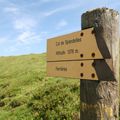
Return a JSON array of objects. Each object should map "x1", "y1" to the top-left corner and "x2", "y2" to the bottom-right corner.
[{"x1": 80, "y1": 8, "x2": 119, "y2": 120}]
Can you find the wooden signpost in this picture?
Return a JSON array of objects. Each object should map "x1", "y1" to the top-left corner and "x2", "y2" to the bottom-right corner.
[{"x1": 47, "y1": 8, "x2": 119, "y2": 120}]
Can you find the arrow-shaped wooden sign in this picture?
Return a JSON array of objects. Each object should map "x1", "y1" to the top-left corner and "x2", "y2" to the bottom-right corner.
[
  {"x1": 47, "y1": 60, "x2": 115, "y2": 80},
  {"x1": 47, "y1": 28, "x2": 110, "y2": 62}
]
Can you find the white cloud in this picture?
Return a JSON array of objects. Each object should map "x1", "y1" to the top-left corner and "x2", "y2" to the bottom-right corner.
[
  {"x1": 8, "y1": 30, "x2": 47, "y2": 53},
  {"x1": 3, "y1": 4, "x2": 39, "y2": 50},
  {"x1": 4, "y1": 4, "x2": 40, "y2": 46},
  {"x1": 16, "y1": 30, "x2": 48, "y2": 44},
  {"x1": 43, "y1": 4, "x2": 81, "y2": 16},
  {"x1": 14, "y1": 17, "x2": 37, "y2": 31},
  {"x1": 4, "y1": 6, "x2": 19, "y2": 14},
  {"x1": 17, "y1": 31, "x2": 39, "y2": 44},
  {"x1": 0, "y1": 37, "x2": 7, "y2": 44},
  {"x1": 41, "y1": 0, "x2": 60, "y2": 3},
  {"x1": 4, "y1": 4, "x2": 37, "y2": 31},
  {"x1": 8, "y1": 46, "x2": 18, "y2": 52},
  {"x1": 57, "y1": 19, "x2": 68, "y2": 29},
  {"x1": 17, "y1": 31, "x2": 32, "y2": 43}
]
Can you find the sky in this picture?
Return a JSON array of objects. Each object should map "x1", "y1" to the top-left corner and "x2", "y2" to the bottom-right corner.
[{"x1": 0, "y1": 0, "x2": 120, "y2": 56}]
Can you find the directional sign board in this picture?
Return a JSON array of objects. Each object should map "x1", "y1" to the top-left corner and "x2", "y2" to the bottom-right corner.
[
  {"x1": 47, "y1": 60, "x2": 98, "y2": 80},
  {"x1": 47, "y1": 28, "x2": 103, "y2": 62},
  {"x1": 47, "y1": 60, "x2": 115, "y2": 80},
  {"x1": 47, "y1": 28, "x2": 113, "y2": 80}
]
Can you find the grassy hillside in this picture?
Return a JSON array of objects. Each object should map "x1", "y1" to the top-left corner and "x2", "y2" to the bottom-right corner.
[{"x1": 0, "y1": 54, "x2": 80, "y2": 120}]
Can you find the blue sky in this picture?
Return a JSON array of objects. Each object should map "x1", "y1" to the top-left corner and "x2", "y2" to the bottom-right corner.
[{"x1": 0, "y1": 0, "x2": 120, "y2": 56}]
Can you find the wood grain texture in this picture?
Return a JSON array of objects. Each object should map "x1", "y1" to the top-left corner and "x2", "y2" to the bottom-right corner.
[{"x1": 80, "y1": 8, "x2": 119, "y2": 120}]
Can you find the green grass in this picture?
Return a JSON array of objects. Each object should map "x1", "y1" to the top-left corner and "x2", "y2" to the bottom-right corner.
[{"x1": 0, "y1": 54, "x2": 80, "y2": 120}]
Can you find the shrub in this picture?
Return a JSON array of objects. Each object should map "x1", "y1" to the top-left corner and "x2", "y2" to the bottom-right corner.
[
  {"x1": 0, "y1": 101, "x2": 5, "y2": 107},
  {"x1": 28, "y1": 81, "x2": 80, "y2": 120}
]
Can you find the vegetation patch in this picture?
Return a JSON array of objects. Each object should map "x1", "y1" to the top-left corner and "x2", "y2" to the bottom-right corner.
[
  {"x1": 0, "y1": 101, "x2": 5, "y2": 107},
  {"x1": 28, "y1": 81, "x2": 80, "y2": 120},
  {"x1": 0, "y1": 54, "x2": 80, "y2": 120}
]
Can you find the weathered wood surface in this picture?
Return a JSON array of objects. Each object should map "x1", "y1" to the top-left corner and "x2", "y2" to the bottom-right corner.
[{"x1": 80, "y1": 8, "x2": 119, "y2": 120}]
